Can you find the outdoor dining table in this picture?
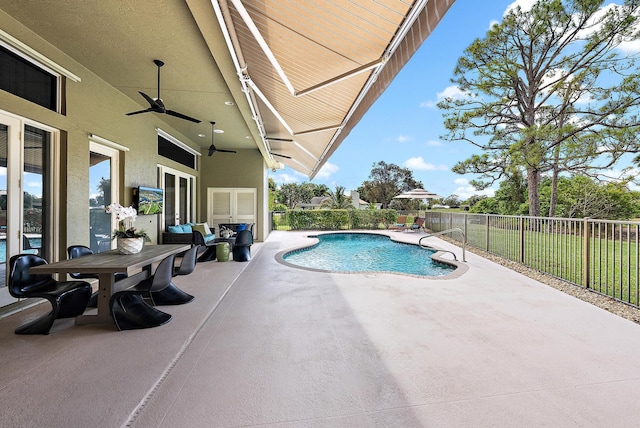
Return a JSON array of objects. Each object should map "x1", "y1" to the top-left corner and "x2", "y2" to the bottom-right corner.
[{"x1": 29, "y1": 244, "x2": 190, "y2": 325}]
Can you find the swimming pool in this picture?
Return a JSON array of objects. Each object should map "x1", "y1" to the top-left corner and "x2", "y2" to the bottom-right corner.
[
  {"x1": 0, "y1": 237, "x2": 41, "y2": 263},
  {"x1": 278, "y1": 232, "x2": 457, "y2": 277}
]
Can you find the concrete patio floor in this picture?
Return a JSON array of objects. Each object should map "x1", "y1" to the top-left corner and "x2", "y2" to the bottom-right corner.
[{"x1": 2, "y1": 230, "x2": 640, "y2": 427}]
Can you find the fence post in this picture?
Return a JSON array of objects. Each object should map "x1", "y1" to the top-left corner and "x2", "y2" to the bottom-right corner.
[
  {"x1": 464, "y1": 213, "x2": 468, "y2": 245},
  {"x1": 486, "y1": 214, "x2": 490, "y2": 252},
  {"x1": 583, "y1": 217, "x2": 590, "y2": 289},
  {"x1": 519, "y1": 216, "x2": 525, "y2": 264}
]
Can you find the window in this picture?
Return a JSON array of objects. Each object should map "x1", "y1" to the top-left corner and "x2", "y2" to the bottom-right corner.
[
  {"x1": 0, "y1": 45, "x2": 58, "y2": 111},
  {"x1": 156, "y1": 128, "x2": 200, "y2": 169}
]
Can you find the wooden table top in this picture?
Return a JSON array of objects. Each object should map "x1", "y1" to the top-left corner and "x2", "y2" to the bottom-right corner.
[{"x1": 30, "y1": 244, "x2": 190, "y2": 275}]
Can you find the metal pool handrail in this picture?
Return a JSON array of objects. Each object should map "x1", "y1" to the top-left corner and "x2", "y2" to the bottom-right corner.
[{"x1": 419, "y1": 228, "x2": 466, "y2": 262}]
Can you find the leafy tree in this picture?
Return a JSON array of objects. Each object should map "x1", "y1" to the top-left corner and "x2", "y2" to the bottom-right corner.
[
  {"x1": 320, "y1": 185, "x2": 353, "y2": 209},
  {"x1": 442, "y1": 194, "x2": 461, "y2": 208},
  {"x1": 469, "y1": 174, "x2": 528, "y2": 215},
  {"x1": 469, "y1": 197, "x2": 500, "y2": 214},
  {"x1": 440, "y1": 0, "x2": 640, "y2": 217},
  {"x1": 463, "y1": 194, "x2": 488, "y2": 210},
  {"x1": 268, "y1": 177, "x2": 277, "y2": 211},
  {"x1": 540, "y1": 175, "x2": 637, "y2": 219},
  {"x1": 357, "y1": 161, "x2": 423, "y2": 209},
  {"x1": 89, "y1": 177, "x2": 111, "y2": 207},
  {"x1": 277, "y1": 182, "x2": 315, "y2": 209},
  {"x1": 312, "y1": 184, "x2": 330, "y2": 197}
]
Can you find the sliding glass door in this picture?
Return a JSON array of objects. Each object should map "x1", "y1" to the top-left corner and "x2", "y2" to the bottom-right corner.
[
  {"x1": 0, "y1": 111, "x2": 55, "y2": 308},
  {"x1": 89, "y1": 142, "x2": 119, "y2": 252},
  {"x1": 159, "y1": 165, "x2": 195, "y2": 230}
]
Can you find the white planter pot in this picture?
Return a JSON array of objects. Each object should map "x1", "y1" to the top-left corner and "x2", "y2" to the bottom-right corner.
[{"x1": 117, "y1": 237, "x2": 144, "y2": 254}]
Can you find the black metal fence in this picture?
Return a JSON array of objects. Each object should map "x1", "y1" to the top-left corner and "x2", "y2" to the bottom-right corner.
[{"x1": 424, "y1": 212, "x2": 640, "y2": 308}]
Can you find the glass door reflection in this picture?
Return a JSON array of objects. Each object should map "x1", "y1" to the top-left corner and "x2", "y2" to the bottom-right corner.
[{"x1": 89, "y1": 151, "x2": 113, "y2": 252}]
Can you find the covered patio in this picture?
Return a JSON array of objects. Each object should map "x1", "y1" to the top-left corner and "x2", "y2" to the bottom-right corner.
[{"x1": 2, "y1": 231, "x2": 640, "y2": 427}]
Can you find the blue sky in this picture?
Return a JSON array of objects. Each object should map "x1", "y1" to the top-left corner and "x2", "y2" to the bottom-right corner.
[{"x1": 269, "y1": 0, "x2": 637, "y2": 200}]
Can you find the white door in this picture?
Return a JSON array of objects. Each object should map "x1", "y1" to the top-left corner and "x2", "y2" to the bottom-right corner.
[
  {"x1": 159, "y1": 165, "x2": 196, "y2": 228},
  {"x1": 0, "y1": 111, "x2": 58, "y2": 308},
  {"x1": 207, "y1": 188, "x2": 256, "y2": 234}
]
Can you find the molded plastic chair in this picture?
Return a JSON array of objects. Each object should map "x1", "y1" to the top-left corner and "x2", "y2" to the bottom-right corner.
[
  {"x1": 67, "y1": 245, "x2": 127, "y2": 307},
  {"x1": 22, "y1": 235, "x2": 40, "y2": 255},
  {"x1": 8, "y1": 254, "x2": 92, "y2": 335},
  {"x1": 109, "y1": 253, "x2": 176, "y2": 331},
  {"x1": 150, "y1": 245, "x2": 197, "y2": 305},
  {"x1": 232, "y1": 229, "x2": 253, "y2": 262}
]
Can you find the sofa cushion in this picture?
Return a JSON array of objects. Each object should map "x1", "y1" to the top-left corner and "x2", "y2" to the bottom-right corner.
[
  {"x1": 180, "y1": 224, "x2": 193, "y2": 233},
  {"x1": 193, "y1": 223, "x2": 216, "y2": 244},
  {"x1": 168, "y1": 225, "x2": 183, "y2": 233}
]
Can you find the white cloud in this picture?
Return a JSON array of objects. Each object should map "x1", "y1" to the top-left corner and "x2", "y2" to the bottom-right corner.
[
  {"x1": 271, "y1": 171, "x2": 305, "y2": 184},
  {"x1": 397, "y1": 135, "x2": 411, "y2": 143},
  {"x1": 315, "y1": 162, "x2": 339, "y2": 180},
  {"x1": 504, "y1": 0, "x2": 537, "y2": 16},
  {"x1": 452, "y1": 177, "x2": 495, "y2": 199},
  {"x1": 420, "y1": 85, "x2": 467, "y2": 109},
  {"x1": 403, "y1": 156, "x2": 448, "y2": 171},
  {"x1": 426, "y1": 140, "x2": 442, "y2": 147},
  {"x1": 26, "y1": 181, "x2": 41, "y2": 188},
  {"x1": 618, "y1": 38, "x2": 640, "y2": 54},
  {"x1": 437, "y1": 85, "x2": 466, "y2": 101}
]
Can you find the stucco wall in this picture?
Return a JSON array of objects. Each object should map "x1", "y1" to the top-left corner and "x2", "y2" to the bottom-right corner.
[{"x1": 198, "y1": 149, "x2": 267, "y2": 241}]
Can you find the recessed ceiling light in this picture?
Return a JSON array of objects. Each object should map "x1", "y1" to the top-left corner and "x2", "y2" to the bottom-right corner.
[
  {"x1": 224, "y1": 101, "x2": 234, "y2": 106},
  {"x1": 214, "y1": 129, "x2": 224, "y2": 134},
  {"x1": 197, "y1": 134, "x2": 206, "y2": 138},
  {"x1": 246, "y1": 135, "x2": 251, "y2": 139}
]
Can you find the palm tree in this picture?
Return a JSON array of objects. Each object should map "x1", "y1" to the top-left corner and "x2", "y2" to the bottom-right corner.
[{"x1": 320, "y1": 185, "x2": 353, "y2": 209}]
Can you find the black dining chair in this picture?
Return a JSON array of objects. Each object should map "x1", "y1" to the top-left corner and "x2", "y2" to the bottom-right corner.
[
  {"x1": 22, "y1": 234, "x2": 40, "y2": 255},
  {"x1": 232, "y1": 229, "x2": 253, "y2": 262},
  {"x1": 67, "y1": 245, "x2": 127, "y2": 307},
  {"x1": 8, "y1": 254, "x2": 92, "y2": 335},
  {"x1": 150, "y1": 244, "x2": 198, "y2": 306},
  {"x1": 109, "y1": 253, "x2": 176, "y2": 331}
]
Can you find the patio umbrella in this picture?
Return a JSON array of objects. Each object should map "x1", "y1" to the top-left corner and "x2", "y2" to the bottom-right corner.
[
  {"x1": 393, "y1": 188, "x2": 443, "y2": 212},
  {"x1": 393, "y1": 188, "x2": 443, "y2": 202}
]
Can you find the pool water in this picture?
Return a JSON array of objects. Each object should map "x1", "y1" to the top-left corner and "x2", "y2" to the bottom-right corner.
[
  {"x1": 0, "y1": 238, "x2": 41, "y2": 263},
  {"x1": 282, "y1": 233, "x2": 455, "y2": 277}
]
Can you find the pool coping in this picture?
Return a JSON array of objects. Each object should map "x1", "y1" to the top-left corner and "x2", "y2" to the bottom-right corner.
[{"x1": 274, "y1": 231, "x2": 469, "y2": 280}]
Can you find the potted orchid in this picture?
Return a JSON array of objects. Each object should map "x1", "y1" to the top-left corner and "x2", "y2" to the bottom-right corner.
[{"x1": 105, "y1": 203, "x2": 149, "y2": 254}]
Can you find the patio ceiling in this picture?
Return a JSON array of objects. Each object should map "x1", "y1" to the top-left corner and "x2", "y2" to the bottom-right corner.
[{"x1": 0, "y1": 0, "x2": 454, "y2": 176}]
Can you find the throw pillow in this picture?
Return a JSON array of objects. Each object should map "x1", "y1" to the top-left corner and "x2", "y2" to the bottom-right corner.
[
  {"x1": 168, "y1": 225, "x2": 182, "y2": 233},
  {"x1": 192, "y1": 223, "x2": 207, "y2": 237},
  {"x1": 203, "y1": 223, "x2": 213, "y2": 236}
]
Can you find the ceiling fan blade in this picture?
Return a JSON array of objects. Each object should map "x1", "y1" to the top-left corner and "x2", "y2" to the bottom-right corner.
[
  {"x1": 126, "y1": 60, "x2": 201, "y2": 123},
  {"x1": 138, "y1": 91, "x2": 162, "y2": 110},
  {"x1": 217, "y1": 149, "x2": 237, "y2": 153},
  {"x1": 166, "y1": 109, "x2": 201, "y2": 123},
  {"x1": 126, "y1": 108, "x2": 153, "y2": 116},
  {"x1": 271, "y1": 152, "x2": 292, "y2": 159}
]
